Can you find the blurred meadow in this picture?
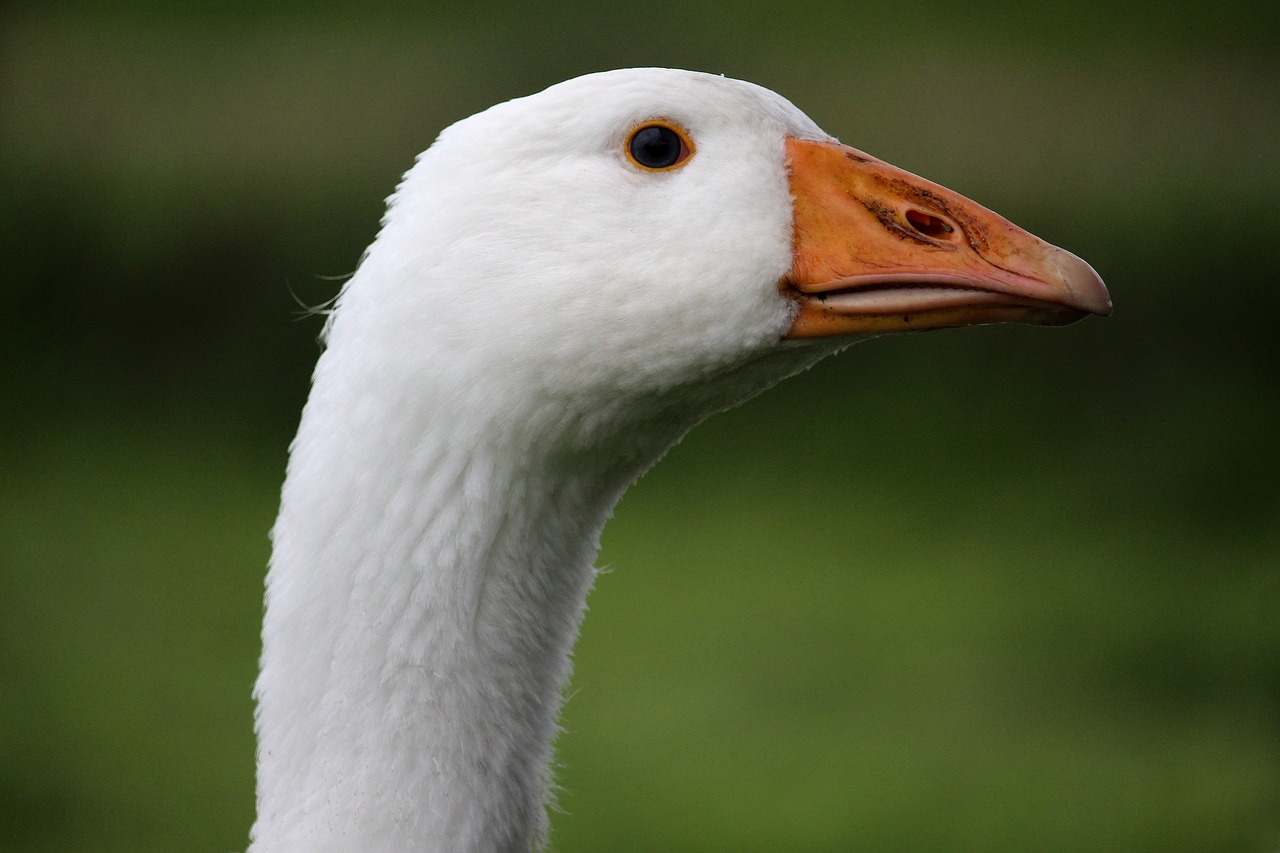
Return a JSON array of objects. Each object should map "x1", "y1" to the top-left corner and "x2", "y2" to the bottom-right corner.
[{"x1": 1, "y1": 1, "x2": 1278, "y2": 851}]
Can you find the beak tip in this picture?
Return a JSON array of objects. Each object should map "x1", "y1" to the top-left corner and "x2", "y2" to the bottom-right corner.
[{"x1": 1054, "y1": 247, "x2": 1112, "y2": 317}]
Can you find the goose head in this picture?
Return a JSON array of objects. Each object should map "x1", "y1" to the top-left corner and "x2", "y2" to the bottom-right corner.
[{"x1": 320, "y1": 68, "x2": 1109, "y2": 467}]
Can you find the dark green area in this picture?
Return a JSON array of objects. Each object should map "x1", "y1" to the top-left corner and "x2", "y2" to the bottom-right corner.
[{"x1": 1, "y1": 3, "x2": 1277, "y2": 851}]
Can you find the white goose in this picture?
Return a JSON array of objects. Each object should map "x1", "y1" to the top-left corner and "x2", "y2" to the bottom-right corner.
[{"x1": 250, "y1": 68, "x2": 1110, "y2": 852}]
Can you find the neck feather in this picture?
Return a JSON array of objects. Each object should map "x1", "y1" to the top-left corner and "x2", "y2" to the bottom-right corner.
[
  {"x1": 251, "y1": 387, "x2": 629, "y2": 852},
  {"x1": 248, "y1": 259, "x2": 838, "y2": 851}
]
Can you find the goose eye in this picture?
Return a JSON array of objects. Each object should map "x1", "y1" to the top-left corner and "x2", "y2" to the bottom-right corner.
[{"x1": 626, "y1": 122, "x2": 693, "y2": 171}]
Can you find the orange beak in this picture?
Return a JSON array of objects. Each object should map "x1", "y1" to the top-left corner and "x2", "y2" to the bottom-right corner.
[{"x1": 782, "y1": 138, "x2": 1111, "y2": 338}]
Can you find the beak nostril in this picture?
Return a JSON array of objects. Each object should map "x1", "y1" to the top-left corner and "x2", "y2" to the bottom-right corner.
[{"x1": 904, "y1": 208, "x2": 956, "y2": 240}]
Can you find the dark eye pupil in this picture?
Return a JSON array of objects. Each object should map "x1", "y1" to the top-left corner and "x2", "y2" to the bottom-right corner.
[{"x1": 630, "y1": 125, "x2": 682, "y2": 168}]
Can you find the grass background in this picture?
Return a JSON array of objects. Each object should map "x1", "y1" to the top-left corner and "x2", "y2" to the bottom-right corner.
[{"x1": 1, "y1": 2, "x2": 1277, "y2": 850}]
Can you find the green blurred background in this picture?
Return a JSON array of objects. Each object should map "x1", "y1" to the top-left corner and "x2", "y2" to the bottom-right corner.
[{"x1": 2, "y1": 2, "x2": 1277, "y2": 851}]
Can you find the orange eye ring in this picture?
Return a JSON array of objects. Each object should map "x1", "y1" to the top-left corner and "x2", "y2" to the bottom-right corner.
[{"x1": 625, "y1": 121, "x2": 695, "y2": 171}]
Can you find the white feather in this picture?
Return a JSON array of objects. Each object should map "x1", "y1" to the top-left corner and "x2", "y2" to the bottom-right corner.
[{"x1": 251, "y1": 68, "x2": 849, "y2": 852}]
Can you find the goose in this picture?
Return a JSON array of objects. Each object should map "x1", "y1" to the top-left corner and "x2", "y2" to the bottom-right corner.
[{"x1": 250, "y1": 67, "x2": 1110, "y2": 852}]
